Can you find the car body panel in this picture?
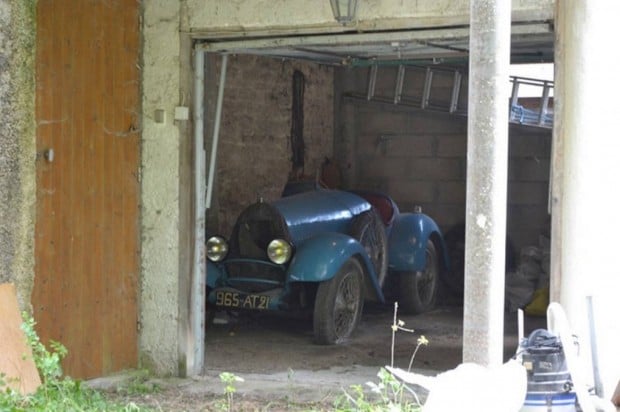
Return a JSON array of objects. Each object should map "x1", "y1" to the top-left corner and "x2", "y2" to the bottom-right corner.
[
  {"x1": 272, "y1": 190, "x2": 371, "y2": 243},
  {"x1": 287, "y1": 232, "x2": 385, "y2": 302},
  {"x1": 206, "y1": 261, "x2": 223, "y2": 289},
  {"x1": 388, "y1": 212, "x2": 449, "y2": 272}
]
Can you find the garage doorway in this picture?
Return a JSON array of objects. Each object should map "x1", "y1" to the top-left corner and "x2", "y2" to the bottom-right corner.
[{"x1": 194, "y1": 25, "x2": 554, "y2": 372}]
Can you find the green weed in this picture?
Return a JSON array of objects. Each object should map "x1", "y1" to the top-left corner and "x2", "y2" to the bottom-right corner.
[
  {"x1": 334, "y1": 302, "x2": 427, "y2": 412},
  {"x1": 217, "y1": 371, "x2": 244, "y2": 412},
  {"x1": 0, "y1": 313, "x2": 145, "y2": 412}
]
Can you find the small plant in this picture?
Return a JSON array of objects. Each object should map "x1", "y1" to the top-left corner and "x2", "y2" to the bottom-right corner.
[
  {"x1": 116, "y1": 370, "x2": 160, "y2": 396},
  {"x1": 335, "y1": 368, "x2": 421, "y2": 412},
  {"x1": 335, "y1": 302, "x2": 428, "y2": 412},
  {"x1": 0, "y1": 312, "x2": 145, "y2": 412},
  {"x1": 218, "y1": 371, "x2": 244, "y2": 412}
]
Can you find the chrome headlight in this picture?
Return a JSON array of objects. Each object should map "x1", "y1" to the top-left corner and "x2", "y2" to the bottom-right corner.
[
  {"x1": 206, "y1": 236, "x2": 228, "y2": 262},
  {"x1": 267, "y1": 239, "x2": 292, "y2": 264}
]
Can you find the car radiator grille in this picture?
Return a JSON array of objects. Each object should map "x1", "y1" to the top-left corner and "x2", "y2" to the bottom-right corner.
[{"x1": 224, "y1": 261, "x2": 286, "y2": 293}]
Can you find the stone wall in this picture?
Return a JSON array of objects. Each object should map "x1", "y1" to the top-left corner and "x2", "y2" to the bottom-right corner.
[
  {"x1": 0, "y1": 0, "x2": 36, "y2": 311},
  {"x1": 206, "y1": 54, "x2": 334, "y2": 236}
]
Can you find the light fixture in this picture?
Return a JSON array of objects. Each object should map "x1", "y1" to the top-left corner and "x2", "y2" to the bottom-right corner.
[
  {"x1": 206, "y1": 236, "x2": 229, "y2": 262},
  {"x1": 267, "y1": 239, "x2": 293, "y2": 265},
  {"x1": 329, "y1": 0, "x2": 358, "y2": 24}
]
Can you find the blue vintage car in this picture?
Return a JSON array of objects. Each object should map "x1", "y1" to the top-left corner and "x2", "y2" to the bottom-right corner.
[{"x1": 206, "y1": 187, "x2": 448, "y2": 344}]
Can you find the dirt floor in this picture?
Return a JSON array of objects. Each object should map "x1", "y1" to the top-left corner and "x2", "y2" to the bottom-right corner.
[
  {"x1": 100, "y1": 303, "x2": 547, "y2": 411},
  {"x1": 203, "y1": 302, "x2": 546, "y2": 373}
]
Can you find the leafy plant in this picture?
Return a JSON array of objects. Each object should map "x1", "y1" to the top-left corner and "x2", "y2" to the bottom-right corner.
[
  {"x1": 218, "y1": 371, "x2": 244, "y2": 412},
  {"x1": 0, "y1": 313, "x2": 144, "y2": 412},
  {"x1": 335, "y1": 302, "x2": 427, "y2": 412},
  {"x1": 335, "y1": 368, "x2": 422, "y2": 412}
]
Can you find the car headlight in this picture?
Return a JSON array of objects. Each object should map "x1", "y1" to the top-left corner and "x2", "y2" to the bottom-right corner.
[
  {"x1": 267, "y1": 239, "x2": 292, "y2": 264},
  {"x1": 206, "y1": 236, "x2": 228, "y2": 262}
]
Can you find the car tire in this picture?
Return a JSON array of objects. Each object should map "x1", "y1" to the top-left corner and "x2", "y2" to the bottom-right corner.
[
  {"x1": 442, "y1": 222, "x2": 517, "y2": 299},
  {"x1": 313, "y1": 258, "x2": 364, "y2": 344},
  {"x1": 398, "y1": 241, "x2": 439, "y2": 315},
  {"x1": 350, "y1": 209, "x2": 388, "y2": 287}
]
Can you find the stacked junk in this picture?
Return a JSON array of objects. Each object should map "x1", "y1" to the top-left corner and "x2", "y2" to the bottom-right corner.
[{"x1": 507, "y1": 235, "x2": 577, "y2": 411}]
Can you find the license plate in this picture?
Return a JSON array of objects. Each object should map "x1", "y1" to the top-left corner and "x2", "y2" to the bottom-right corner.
[{"x1": 215, "y1": 291, "x2": 270, "y2": 310}]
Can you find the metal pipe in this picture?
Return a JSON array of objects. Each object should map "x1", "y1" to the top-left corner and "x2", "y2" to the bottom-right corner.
[
  {"x1": 190, "y1": 48, "x2": 206, "y2": 375},
  {"x1": 537, "y1": 81, "x2": 551, "y2": 126},
  {"x1": 462, "y1": 0, "x2": 512, "y2": 366},
  {"x1": 206, "y1": 54, "x2": 228, "y2": 208},
  {"x1": 586, "y1": 296, "x2": 604, "y2": 398}
]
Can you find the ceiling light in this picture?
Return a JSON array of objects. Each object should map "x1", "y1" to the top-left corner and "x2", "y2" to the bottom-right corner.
[{"x1": 330, "y1": 0, "x2": 358, "y2": 24}]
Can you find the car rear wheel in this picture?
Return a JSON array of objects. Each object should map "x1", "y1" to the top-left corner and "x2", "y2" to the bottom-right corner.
[
  {"x1": 313, "y1": 258, "x2": 364, "y2": 344},
  {"x1": 398, "y1": 241, "x2": 439, "y2": 314},
  {"x1": 350, "y1": 209, "x2": 388, "y2": 287}
]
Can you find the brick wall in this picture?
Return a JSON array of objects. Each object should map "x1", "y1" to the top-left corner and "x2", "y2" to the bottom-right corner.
[
  {"x1": 206, "y1": 55, "x2": 334, "y2": 235},
  {"x1": 335, "y1": 66, "x2": 551, "y2": 251}
]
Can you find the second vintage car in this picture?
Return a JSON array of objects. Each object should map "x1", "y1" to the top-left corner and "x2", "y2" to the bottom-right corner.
[{"x1": 206, "y1": 186, "x2": 448, "y2": 344}]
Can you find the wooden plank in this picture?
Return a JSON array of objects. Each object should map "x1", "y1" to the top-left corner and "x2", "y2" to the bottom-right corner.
[
  {"x1": 64, "y1": 2, "x2": 81, "y2": 375},
  {"x1": 33, "y1": 0, "x2": 53, "y2": 341},
  {"x1": 0, "y1": 284, "x2": 42, "y2": 395},
  {"x1": 101, "y1": 0, "x2": 113, "y2": 373},
  {"x1": 34, "y1": 0, "x2": 140, "y2": 378}
]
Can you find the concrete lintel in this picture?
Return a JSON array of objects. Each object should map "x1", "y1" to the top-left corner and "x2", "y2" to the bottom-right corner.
[{"x1": 196, "y1": 23, "x2": 551, "y2": 52}]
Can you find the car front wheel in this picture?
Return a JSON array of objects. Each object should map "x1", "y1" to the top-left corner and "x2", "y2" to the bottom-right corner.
[
  {"x1": 350, "y1": 209, "x2": 388, "y2": 288},
  {"x1": 313, "y1": 258, "x2": 364, "y2": 344},
  {"x1": 398, "y1": 241, "x2": 439, "y2": 315}
]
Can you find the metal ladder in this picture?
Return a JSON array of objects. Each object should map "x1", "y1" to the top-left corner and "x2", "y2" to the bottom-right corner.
[
  {"x1": 365, "y1": 64, "x2": 465, "y2": 115},
  {"x1": 361, "y1": 64, "x2": 554, "y2": 129}
]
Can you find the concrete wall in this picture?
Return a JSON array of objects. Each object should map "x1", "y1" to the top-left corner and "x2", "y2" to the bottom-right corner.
[
  {"x1": 140, "y1": 1, "x2": 186, "y2": 375},
  {"x1": 335, "y1": 66, "x2": 551, "y2": 251},
  {"x1": 206, "y1": 54, "x2": 334, "y2": 236},
  {"x1": 188, "y1": 0, "x2": 554, "y2": 36},
  {"x1": 0, "y1": 0, "x2": 36, "y2": 311}
]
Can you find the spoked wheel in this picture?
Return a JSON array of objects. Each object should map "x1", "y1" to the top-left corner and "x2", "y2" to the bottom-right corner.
[
  {"x1": 398, "y1": 241, "x2": 439, "y2": 315},
  {"x1": 350, "y1": 209, "x2": 388, "y2": 287},
  {"x1": 313, "y1": 258, "x2": 364, "y2": 344}
]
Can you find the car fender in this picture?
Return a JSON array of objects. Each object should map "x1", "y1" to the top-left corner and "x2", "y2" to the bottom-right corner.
[
  {"x1": 206, "y1": 261, "x2": 224, "y2": 289},
  {"x1": 287, "y1": 232, "x2": 385, "y2": 302},
  {"x1": 388, "y1": 212, "x2": 449, "y2": 272}
]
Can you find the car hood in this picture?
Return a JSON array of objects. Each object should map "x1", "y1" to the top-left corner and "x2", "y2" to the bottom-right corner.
[{"x1": 272, "y1": 190, "x2": 371, "y2": 243}]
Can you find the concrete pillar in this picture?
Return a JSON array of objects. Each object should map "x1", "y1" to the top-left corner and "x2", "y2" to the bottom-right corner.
[
  {"x1": 554, "y1": 0, "x2": 620, "y2": 398},
  {"x1": 0, "y1": 0, "x2": 36, "y2": 312},
  {"x1": 463, "y1": 0, "x2": 512, "y2": 366}
]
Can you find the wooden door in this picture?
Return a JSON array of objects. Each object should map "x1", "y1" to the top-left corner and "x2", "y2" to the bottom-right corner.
[{"x1": 33, "y1": 0, "x2": 140, "y2": 379}]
